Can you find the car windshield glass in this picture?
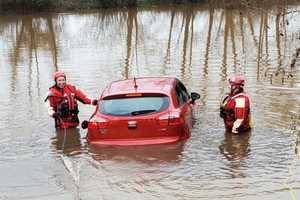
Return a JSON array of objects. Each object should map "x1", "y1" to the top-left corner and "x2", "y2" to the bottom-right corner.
[{"x1": 100, "y1": 96, "x2": 169, "y2": 116}]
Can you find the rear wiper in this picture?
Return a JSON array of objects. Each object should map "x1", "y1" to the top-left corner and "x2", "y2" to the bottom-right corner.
[{"x1": 131, "y1": 109, "x2": 156, "y2": 115}]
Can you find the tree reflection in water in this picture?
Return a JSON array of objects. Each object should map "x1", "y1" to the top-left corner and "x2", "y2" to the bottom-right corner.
[{"x1": 1, "y1": 1, "x2": 299, "y2": 87}]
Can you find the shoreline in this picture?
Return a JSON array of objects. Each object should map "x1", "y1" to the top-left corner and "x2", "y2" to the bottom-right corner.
[
  {"x1": 0, "y1": 0, "x2": 197, "y2": 13},
  {"x1": 1, "y1": 0, "x2": 299, "y2": 14}
]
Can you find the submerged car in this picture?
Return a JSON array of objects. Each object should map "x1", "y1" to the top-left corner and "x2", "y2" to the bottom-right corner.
[{"x1": 82, "y1": 77, "x2": 200, "y2": 146}]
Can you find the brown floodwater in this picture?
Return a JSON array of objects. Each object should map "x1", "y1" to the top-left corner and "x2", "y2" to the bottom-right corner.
[{"x1": 0, "y1": 2, "x2": 300, "y2": 200}]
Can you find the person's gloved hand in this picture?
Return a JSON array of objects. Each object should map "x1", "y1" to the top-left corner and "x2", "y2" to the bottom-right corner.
[
  {"x1": 232, "y1": 119, "x2": 243, "y2": 134},
  {"x1": 52, "y1": 112, "x2": 60, "y2": 119},
  {"x1": 220, "y1": 107, "x2": 226, "y2": 118},
  {"x1": 92, "y1": 99, "x2": 98, "y2": 106},
  {"x1": 81, "y1": 120, "x2": 89, "y2": 129},
  {"x1": 232, "y1": 127, "x2": 238, "y2": 134}
]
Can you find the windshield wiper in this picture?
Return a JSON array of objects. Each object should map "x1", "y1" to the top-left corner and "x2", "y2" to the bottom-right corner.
[{"x1": 131, "y1": 109, "x2": 156, "y2": 116}]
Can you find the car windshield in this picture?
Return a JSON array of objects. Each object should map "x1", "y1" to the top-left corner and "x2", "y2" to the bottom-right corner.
[{"x1": 100, "y1": 96, "x2": 170, "y2": 116}]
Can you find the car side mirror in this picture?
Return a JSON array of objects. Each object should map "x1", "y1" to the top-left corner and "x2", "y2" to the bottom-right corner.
[
  {"x1": 92, "y1": 99, "x2": 98, "y2": 106},
  {"x1": 191, "y1": 92, "x2": 200, "y2": 104}
]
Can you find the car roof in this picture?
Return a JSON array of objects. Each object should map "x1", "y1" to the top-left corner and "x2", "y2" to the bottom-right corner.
[{"x1": 101, "y1": 77, "x2": 177, "y2": 98}]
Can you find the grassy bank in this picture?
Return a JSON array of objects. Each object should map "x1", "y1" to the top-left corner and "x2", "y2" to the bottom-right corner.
[
  {"x1": 0, "y1": 0, "x2": 299, "y2": 13},
  {"x1": 0, "y1": 0, "x2": 134, "y2": 12},
  {"x1": 0, "y1": 0, "x2": 204, "y2": 13}
]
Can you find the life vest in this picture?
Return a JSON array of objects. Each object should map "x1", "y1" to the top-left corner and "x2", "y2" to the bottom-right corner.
[
  {"x1": 220, "y1": 92, "x2": 251, "y2": 132},
  {"x1": 57, "y1": 93, "x2": 79, "y2": 118},
  {"x1": 47, "y1": 85, "x2": 80, "y2": 128}
]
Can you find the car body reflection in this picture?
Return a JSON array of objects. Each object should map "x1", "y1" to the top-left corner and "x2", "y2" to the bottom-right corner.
[{"x1": 88, "y1": 141, "x2": 186, "y2": 163}]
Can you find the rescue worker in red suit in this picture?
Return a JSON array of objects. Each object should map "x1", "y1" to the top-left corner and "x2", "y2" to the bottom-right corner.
[
  {"x1": 45, "y1": 71, "x2": 97, "y2": 128},
  {"x1": 220, "y1": 75, "x2": 251, "y2": 134}
]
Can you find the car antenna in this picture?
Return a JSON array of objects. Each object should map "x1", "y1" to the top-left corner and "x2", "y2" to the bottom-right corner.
[{"x1": 133, "y1": 77, "x2": 138, "y2": 90}]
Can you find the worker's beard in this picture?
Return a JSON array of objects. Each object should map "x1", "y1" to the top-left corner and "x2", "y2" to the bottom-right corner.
[{"x1": 230, "y1": 86, "x2": 243, "y2": 95}]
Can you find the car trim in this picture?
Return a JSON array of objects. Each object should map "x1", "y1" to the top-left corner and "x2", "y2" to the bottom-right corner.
[{"x1": 89, "y1": 136, "x2": 181, "y2": 146}]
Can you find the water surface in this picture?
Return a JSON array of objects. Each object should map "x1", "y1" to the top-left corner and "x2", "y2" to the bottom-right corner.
[{"x1": 0, "y1": 2, "x2": 300, "y2": 200}]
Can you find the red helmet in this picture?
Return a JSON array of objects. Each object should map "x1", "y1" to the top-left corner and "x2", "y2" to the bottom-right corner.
[
  {"x1": 229, "y1": 75, "x2": 245, "y2": 86},
  {"x1": 53, "y1": 71, "x2": 66, "y2": 81}
]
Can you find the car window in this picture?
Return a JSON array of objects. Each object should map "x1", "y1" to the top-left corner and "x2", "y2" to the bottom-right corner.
[
  {"x1": 175, "y1": 81, "x2": 190, "y2": 105},
  {"x1": 100, "y1": 96, "x2": 170, "y2": 116}
]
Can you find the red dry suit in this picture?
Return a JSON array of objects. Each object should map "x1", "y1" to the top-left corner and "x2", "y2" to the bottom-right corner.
[
  {"x1": 45, "y1": 84, "x2": 93, "y2": 128},
  {"x1": 220, "y1": 92, "x2": 251, "y2": 133}
]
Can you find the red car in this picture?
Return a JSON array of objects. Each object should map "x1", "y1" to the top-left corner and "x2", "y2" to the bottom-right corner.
[{"x1": 82, "y1": 77, "x2": 200, "y2": 146}]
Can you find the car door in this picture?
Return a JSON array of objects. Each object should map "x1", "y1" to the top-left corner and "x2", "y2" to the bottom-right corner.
[{"x1": 175, "y1": 81, "x2": 193, "y2": 137}]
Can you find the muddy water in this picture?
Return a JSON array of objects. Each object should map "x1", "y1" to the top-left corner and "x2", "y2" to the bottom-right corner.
[{"x1": 1, "y1": 2, "x2": 300, "y2": 200}]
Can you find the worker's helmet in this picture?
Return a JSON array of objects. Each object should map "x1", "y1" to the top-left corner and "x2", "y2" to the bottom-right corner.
[
  {"x1": 53, "y1": 71, "x2": 66, "y2": 81},
  {"x1": 229, "y1": 75, "x2": 245, "y2": 86}
]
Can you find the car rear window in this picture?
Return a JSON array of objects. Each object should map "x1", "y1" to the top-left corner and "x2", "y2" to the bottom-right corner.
[{"x1": 100, "y1": 96, "x2": 170, "y2": 116}]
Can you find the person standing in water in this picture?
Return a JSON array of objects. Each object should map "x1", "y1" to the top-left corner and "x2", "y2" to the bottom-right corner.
[
  {"x1": 45, "y1": 71, "x2": 97, "y2": 128},
  {"x1": 220, "y1": 75, "x2": 251, "y2": 133}
]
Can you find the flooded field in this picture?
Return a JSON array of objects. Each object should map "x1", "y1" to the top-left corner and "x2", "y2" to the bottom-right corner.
[{"x1": 0, "y1": 2, "x2": 300, "y2": 200}]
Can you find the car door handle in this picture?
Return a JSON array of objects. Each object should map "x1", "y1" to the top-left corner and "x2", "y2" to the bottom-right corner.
[{"x1": 128, "y1": 121, "x2": 137, "y2": 128}]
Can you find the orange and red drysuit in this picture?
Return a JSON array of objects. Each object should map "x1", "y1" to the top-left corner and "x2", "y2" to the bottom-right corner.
[
  {"x1": 45, "y1": 84, "x2": 93, "y2": 128},
  {"x1": 220, "y1": 92, "x2": 251, "y2": 133}
]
